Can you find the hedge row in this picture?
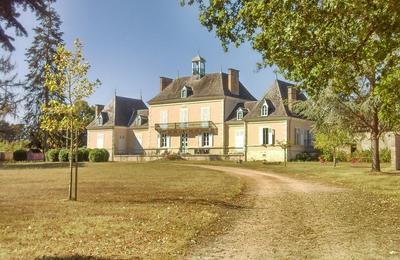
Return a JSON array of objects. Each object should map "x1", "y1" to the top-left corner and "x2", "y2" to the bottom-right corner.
[
  {"x1": 45, "y1": 148, "x2": 109, "y2": 162},
  {"x1": 295, "y1": 148, "x2": 391, "y2": 163}
]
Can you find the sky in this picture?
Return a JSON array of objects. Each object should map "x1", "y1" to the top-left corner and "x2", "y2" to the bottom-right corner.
[{"x1": 8, "y1": 0, "x2": 277, "y2": 113}]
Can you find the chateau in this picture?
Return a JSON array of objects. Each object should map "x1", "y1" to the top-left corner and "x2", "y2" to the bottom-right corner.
[{"x1": 86, "y1": 56, "x2": 314, "y2": 161}]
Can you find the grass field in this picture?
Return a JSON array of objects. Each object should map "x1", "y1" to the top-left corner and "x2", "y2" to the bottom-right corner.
[
  {"x1": 0, "y1": 162, "x2": 246, "y2": 259},
  {"x1": 185, "y1": 160, "x2": 400, "y2": 198}
]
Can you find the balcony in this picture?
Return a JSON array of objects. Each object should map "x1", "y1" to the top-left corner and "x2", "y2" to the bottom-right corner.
[{"x1": 155, "y1": 121, "x2": 217, "y2": 135}]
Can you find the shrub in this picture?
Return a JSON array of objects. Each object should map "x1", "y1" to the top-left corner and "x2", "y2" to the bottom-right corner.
[
  {"x1": 336, "y1": 151, "x2": 350, "y2": 162},
  {"x1": 89, "y1": 148, "x2": 109, "y2": 162},
  {"x1": 352, "y1": 149, "x2": 372, "y2": 162},
  {"x1": 58, "y1": 149, "x2": 70, "y2": 162},
  {"x1": 295, "y1": 152, "x2": 311, "y2": 161},
  {"x1": 380, "y1": 148, "x2": 391, "y2": 163},
  {"x1": 46, "y1": 149, "x2": 60, "y2": 162},
  {"x1": 13, "y1": 149, "x2": 27, "y2": 161},
  {"x1": 165, "y1": 153, "x2": 184, "y2": 160},
  {"x1": 78, "y1": 148, "x2": 91, "y2": 162}
]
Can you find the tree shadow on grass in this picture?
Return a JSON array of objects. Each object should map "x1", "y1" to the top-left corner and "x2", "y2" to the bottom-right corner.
[
  {"x1": 93, "y1": 197, "x2": 250, "y2": 210},
  {"x1": 35, "y1": 255, "x2": 118, "y2": 260}
]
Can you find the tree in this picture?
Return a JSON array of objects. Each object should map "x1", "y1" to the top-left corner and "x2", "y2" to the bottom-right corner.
[
  {"x1": 0, "y1": 56, "x2": 21, "y2": 119},
  {"x1": 23, "y1": 1, "x2": 63, "y2": 152},
  {"x1": 0, "y1": 0, "x2": 49, "y2": 51},
  {"x1": 41, "y1": 39, "x2": 100, "y2": 201},
  {"x1": 276, "y1": 141, "x2": 291, "y2": 167},
  {"x1": 185, "y1": 0, "x2": 400, "y2": 172}
]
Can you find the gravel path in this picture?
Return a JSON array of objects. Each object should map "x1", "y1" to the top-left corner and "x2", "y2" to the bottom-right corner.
[{"x1": 188, "y1": 165, "x2": 399, "y2": 260}]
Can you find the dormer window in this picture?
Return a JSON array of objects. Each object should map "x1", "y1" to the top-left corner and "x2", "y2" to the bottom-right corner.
[
  {"x1": 97, "y1": 115, "x2": 103, "y2": 126},
  {"x1": 181, "y1": 86, "x2": 192, "y2": 98},
  {"x1": 181, "y1": 86, "x2": 188, "y2": 98},
  {"x1": 261, "y1": 101, "x2": 269, "y2": 116},
  {"x1": 135, "y1": 116, "x2": 142, "y2": 126},
  {"x1": 237, "y1": 108, "x2": 244, "y2": 120}
]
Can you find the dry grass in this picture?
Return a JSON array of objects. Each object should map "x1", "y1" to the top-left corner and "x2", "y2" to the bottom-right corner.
[
  {"x1": 182, "y1": 161, "x2": 400, "y2": 258},
  {"x1": 0, "y1": 162, "x2": 246, "y2": 259}
]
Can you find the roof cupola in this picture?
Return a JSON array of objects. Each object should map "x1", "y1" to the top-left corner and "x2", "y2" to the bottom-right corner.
[{"x1": 192, "y1": 55, "x2": 206, "y2": 78}]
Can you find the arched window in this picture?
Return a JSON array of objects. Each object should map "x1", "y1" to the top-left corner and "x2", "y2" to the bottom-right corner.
[
  {"x1": 181, "y1": 86, "x2": 187, "y2": 98},
  {"x1": 261, "y1": 101, "x2": 268, "y2": 116},
  {"x1": 237, "y1": 108, "x2": 244, "y2": 120}
]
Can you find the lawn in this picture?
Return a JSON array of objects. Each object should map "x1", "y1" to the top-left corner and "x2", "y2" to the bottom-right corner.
[
  {"x1": 0, "y1": 162, "x2": 246, "y2": 259},
  {"x1": 185, "y1": 160, "x2": 400, "y2": 198}
]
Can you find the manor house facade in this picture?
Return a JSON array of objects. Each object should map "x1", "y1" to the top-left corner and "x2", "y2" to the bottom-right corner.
[{"x1": 86, "y1": 56, "x2": 313, "y2": 161}]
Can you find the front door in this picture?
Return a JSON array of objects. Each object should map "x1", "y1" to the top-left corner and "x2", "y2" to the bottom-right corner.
[{"x1": 180, "y1": 133, "x2": 188, "y2": 153}]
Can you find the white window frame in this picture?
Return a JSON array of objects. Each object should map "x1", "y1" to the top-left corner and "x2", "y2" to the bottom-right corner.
[
  {"x1": 181, "y1": 87, "x2": 187, "y2": 98},
  {"x1": 235, "y1": 129, "x2": 245, "y2": 148},
  {"x1": 201, "y1": 107, "x2": 210, "y2": 127},
  {"x1": 160, "y1": 110, "x2": 168, "y2": 129},
  {"x1": 160, "y1": 133, "x2": 168, "y2": 148},
  {"x1": 96, "y1": 133, "x2": 104, "y2": 148},
  {"x1": 261, "y1": 101, "x2": 268, "y2": 116},
  {"x1": 201, "y1": 132, "x2": 213, "y2": 147},
  {"x1": 237, "y1": 108, "x2": 243, "y2": 120},
  {"x1": 259, "y1": 127, "x2": 275, "y2": 145}
]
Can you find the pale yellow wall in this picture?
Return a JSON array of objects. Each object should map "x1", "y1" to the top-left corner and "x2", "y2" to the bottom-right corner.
[
  {"x1": 127, "y1": 128, "x2": 150, "y2": 154},
  {"x1": 87, "y1": 129, "x2": 113, "y2": 155},
  {"x1": 357, "y1": 132, "x2": 394, "y2": 151},
  {"x1": 246, "y1": 120, "x2": 288, "y2": 161},
  {"x1": 113, "y1": 127, "x2": 128, "y2": 155},
  {"x1": 148, "y1": 99, "x2": 225, "y2": 154}
]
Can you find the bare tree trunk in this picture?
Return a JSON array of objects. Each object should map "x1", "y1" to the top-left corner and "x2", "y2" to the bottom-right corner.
[
  {"x1": 74, "y1": 129, "x2": 79, "y2": 201},
  {"x1": 371, "y1": 131, "x2": 381, "y2": 172},
  {"x1": 69, "y1": 129, "x2": 73, "y2": 200},
  {"x1": 333, "y1": 149, "x2": 337, "y2": 167}
]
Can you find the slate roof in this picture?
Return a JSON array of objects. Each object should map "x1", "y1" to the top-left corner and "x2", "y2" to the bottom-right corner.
[
  {"x1": 148, "y1": 73, "x2": 256, "y2": 105},
  {"x1": 87, "y1": 96, "x2": 147, "y2": 128},
  {"x1": 129, "y1": 109, "x2": 149, "y2": 128},
  {"x1": 226, "y1": 101, "x2": 257, "y2": 122},
  {"x1": 244, "y1": 80, "x2": 307, "y2": 120}
]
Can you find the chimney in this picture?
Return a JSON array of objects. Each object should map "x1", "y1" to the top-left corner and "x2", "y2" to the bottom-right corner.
[
  {"x1": 288, "y1": 87, "x2": 297, "y2": 111},
  {"x1": 95, "y1": 104, "x2": 104, "y2": 116},
  {"x1": 228, "y1": 68, "x2": 240, "y2": 95},
  {"x1": 160, "y1": 77, "x2": 173, "y2": 92}
]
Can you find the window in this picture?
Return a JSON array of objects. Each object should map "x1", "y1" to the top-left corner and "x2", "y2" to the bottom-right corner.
[
  {"x1": 96, "y1": 133, "x2": 104, "y2": 148},
  {"x1": 237, "y1": 108, "x2": 244, "y2": 120},
  {"x1": 235, "y1": 129, "x2": 244, "y2": 148},
  {"x1": 261, "y1": 102, "x2": 268, "y2": 116},
  {"x1": 260, "y1": 128, "x2": 275, "y2": 145},
  {"x1": 135, "y1": 116, "x2": 141, "y2": 126},
  {"x1": 160, "y1": 111, "x2": 168, "y2": 129},
  {"x1": 180, "y1": 108, "x2": 188, "y2": 123},
  {"x1": 202, "y1": 132, "x2": 210, "y2": 147},
  {"x1": 295, "y1": 128, "x2": 305, "y2": 145},
  {"x1": 160, "y1": 134, "x2": 168, "y2": 148},
  {"x1": 201, "y1": 107, "x2": 210, "y2": 127},
  {"x1": 181, "y1": 87, "x2": 187, "y2": 98},
  {"x1": 97, "y1": 116, "x2": 103, "y2": 126}
]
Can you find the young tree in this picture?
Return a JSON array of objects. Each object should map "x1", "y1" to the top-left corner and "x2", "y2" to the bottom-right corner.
[
  {"x1": 41, "y1": 39, "x2": 100, "y2": 201},
  {"x1": 276, "y1": 141, "x2": 291, "y2": 167},
  {"x1": 0, "y1": 0, "x2": 49, "y2": 51},
  {"x1": 314, "y1": 129, "x2": 353, "y2": 167},
  {"x1": 23, "y1": 1, "x2": 63, "y2": 151},
  {"x1": 185, "y1": 0, "x2": 400, "y2": 172}
]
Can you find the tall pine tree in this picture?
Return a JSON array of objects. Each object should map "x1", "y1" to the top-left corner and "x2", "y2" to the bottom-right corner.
[{"x1": 23, "y1": 1, "x2": 63, "y2": 150}]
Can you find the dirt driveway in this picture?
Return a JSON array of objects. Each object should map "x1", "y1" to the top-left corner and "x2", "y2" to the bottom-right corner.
[{"x1": 188, "y1": 165, "x2": 400, "y2": 259}]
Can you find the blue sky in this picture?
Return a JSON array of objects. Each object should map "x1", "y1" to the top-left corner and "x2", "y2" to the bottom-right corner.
[{"x1": 10, "y1": 0, "x2": 277, "y2": 109}]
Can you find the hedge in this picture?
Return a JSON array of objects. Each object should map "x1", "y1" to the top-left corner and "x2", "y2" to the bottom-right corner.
[
  {"x1": 89, "y1": 148, "x2": 109, "y2": 162},
  {"x1": 46, "y1": 149, "x2": 60, "y2": 162},
  {"x1": 13, "y1": 149, "x2": 27, "y2": 161}
]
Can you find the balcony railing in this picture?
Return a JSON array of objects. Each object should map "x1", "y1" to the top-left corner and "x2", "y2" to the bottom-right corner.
[{"x1": 155, "y1": 121, "x2": 217, "y2": 135}]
